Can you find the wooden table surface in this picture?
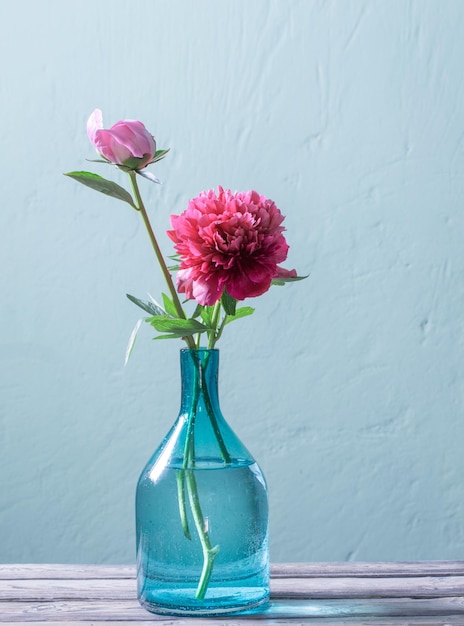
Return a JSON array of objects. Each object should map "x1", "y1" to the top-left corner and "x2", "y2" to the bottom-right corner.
[{"x1": 1, "y1": 562, "x2": 464, "y2": 625}]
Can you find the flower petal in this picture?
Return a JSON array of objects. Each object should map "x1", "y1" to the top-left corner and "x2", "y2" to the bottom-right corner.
[
  {"x1": 86, "y1": 110, "x2": 157, "y2": 170},
  {"x1": 169, "y1": 187, "x2": 294, "y2": 304},
  {"x1": 87, "y1": 109, "x2": 103, "y2": 145}
]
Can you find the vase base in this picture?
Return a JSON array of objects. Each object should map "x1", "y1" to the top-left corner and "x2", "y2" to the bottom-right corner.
[{"x1": 139, "y1": 588, "x2": 270, "y2": 617}]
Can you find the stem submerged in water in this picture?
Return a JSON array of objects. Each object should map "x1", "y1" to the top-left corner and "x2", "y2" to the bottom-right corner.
[
  {"x1": 176, "y1": 471, "x2": 191, "y2": 540},
  {"x1": 185, "y1": 469, "x2": 220, "y2": 599},
  {"x1": 176, "y1": 351, "x2": 230, "y2": 599}
]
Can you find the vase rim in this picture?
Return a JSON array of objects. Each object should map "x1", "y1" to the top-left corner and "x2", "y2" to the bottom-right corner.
[{"x1": 180, "y1": 347, "x2": 219, "y2": 353}]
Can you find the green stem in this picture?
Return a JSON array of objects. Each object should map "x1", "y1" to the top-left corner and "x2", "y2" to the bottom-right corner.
[
  {"x1": 214, "y1": 312, "x2": 228, "y2": 346},
  {"x1": 192, "y1": 351, "x2": 230, "y2": 464},
  {"x1": 207, "y1": 301, "x2": 222, "y2": 349},
  {"x1": 182, "y1": 354, "x2": 200, "y2": 469},
  {"x1": 201, "y1": 382, "x2": 231, "y2": 465},
  {"x1": 177, "y1": 351, "x2": 230, "y2": 599},
  {"x1": 176, "y1": 471, "x2": 191, "y2": 540},
  {"x1": 185, "y1": 469, "x2": 220, "y2": 599},
  {"x1": 128, "y1": 172, "x2": 195, "y2": 350},
  {"x1": 177, "y1": 358, "x2": 201, "y2": 540}
]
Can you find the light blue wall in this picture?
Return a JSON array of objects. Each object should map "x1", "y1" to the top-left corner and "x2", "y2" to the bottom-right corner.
[{"x1": 1, "y1": 0, "x2": 464, "y2": 564}]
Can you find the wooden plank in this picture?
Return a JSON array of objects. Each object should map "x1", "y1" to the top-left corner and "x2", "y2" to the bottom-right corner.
[
  {"x1": 271, "y1": 575, "x2": 464, "y2": 599},
  {"x1": 4, "y1": 615, "x2": 464, "y2": 626},
  {"x1": 1, "y1": 561, "x2": 464, "y2": 580},
  {"x1": 0, "y1": 578, "x2": 135, "y2": 601},
  {"x1": 0, "y1": 562, "x2": 462, "y2": 581},
  {"x1": 0, "y1": 601, "x2": 153, "y2": 622},
  {"x1": 1, "y1": 564, "x2": 464, "y2": 623},
  {"x1": 0, "y1": 565, "x2": 135, "y2": 581},
  {"x1": 271, "y1": 561, "x2": 464, "y2": 578},
  {"x1": 2, "y1": 575, "x2": 464, "y2": 601},
  {"x1": 1, "y1": 597, "x2": 464, "y2": 622}
]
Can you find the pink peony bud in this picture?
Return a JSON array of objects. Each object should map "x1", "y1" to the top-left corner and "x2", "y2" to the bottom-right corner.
[{"x1": 87, "y1": 109, "x2": 156, "y2": 170}]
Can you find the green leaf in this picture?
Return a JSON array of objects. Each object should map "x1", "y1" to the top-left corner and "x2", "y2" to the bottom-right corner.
[
  {"x1": 64, "y1": 171, "x2": 136, "y2": 208},
  {"x1": 221, "y1": 291, "x2": 237, "y2": 316},
  {"x1": 124, "y1": 319, "x2": 143, "y2": 366},
  {"x1": 224, "y1": 306, "x2": 255, "y2": 325},
  {"x1": 127, "y1": 293, "x2": 165, "y2": 316},
  {"x1": 200, "y1": 306, "x2": 215, "y2": 327},
  {"x1": 148, "y1": 315, "x2": 208, "y2": 337},
  {"x1": 272, "y1": 274, "x2": 309, "y2": 286},
  {"x1": 162, "y1": 293, "x2": 179, "y2": 318}
]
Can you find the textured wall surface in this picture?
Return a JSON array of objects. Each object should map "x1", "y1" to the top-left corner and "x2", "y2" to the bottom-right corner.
[{"x1": 1, "y1": 0, "x2": 464, "y2": 564}]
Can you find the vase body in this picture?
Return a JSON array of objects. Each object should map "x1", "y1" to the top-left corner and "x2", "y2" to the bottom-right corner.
[{"x1": 136, "y1": 348, "x2": 270, "y2": 616}]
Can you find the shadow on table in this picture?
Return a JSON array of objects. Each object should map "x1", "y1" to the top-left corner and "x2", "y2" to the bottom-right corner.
[{"x1": 237, "y1": 598, "x2": 462, "y2": 620}]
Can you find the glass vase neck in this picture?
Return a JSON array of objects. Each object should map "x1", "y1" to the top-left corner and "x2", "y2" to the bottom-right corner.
[
  {"x1": 180, "y1": 349, "x2": 220, "y2": 415},
  {"x1": 174, "y1": 348, "x2": 253, "y2": 467}
]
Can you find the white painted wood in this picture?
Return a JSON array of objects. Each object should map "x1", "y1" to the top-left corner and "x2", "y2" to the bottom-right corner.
[
  {"x1": 0, "y1": 564, "x2": 135, "y2": 580},
  {"x1": 0, "y1": 616, "x2": 464, "y2": 626},
  {"x1": 270, "y1": 561, "x2": 464, "y2": 577},
  {"x1": 2, "y1": 561, "x2": 464, "y2": 580},
  {"x1": 2, "y1": 598, "x2": 464, "y2": 623},
  {"x1": 1, "y1": 563, "x2": 464, "y2": 624},
  {"x1": 271, "y1": 575, "x2": 464, "y2": 598},
  {"x1": 2, "y1": 575, "x2": 464, "y2": 601},
  {"x1": 0, "y1": 578, "x2": 135, "y2": 601}
]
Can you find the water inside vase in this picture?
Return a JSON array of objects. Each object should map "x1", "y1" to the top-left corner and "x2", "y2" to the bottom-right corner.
[{"x1": 136, "y1": 459, "x2": 269, "y2": 615}]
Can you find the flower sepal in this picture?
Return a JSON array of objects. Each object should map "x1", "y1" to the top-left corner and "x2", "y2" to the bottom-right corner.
[
  {"x1": 150, "y1": 148, "x2": 170, "y2": 164},
  {"x1": 136, "y1": 170, "x2": 161, "y2": 184}
]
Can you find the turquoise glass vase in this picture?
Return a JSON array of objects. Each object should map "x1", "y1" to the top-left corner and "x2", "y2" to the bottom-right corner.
[{"x1": 136, "y1": 348, "x2": 270, "y2": 616}]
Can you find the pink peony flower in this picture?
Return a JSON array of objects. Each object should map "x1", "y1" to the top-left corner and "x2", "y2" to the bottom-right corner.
[
  {"x1": 167, "y1": 187, "x2": 297, "y2": 306},
  {"x1": 87, "y1": 109, "x2": 156, "y2": 170}
]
